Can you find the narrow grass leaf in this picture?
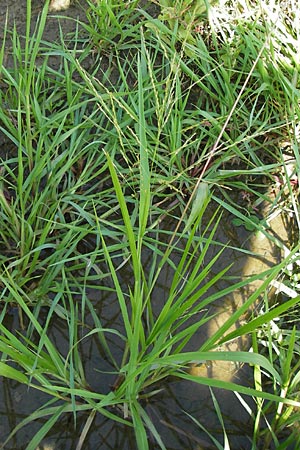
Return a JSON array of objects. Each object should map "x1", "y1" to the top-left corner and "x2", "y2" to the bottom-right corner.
[
  {"x1": 25, "y1": 404, "x2": 67, "y2": 450},
  {"x1": 131, "y1": 401, "x2": 149, "y2": 450},
  {"x1": 219, "y1": 295, "x2": 300, "y2": 346},
  {"x1": 138, "y1": 33, "x2": 151, "y2": 239},
  {"x1": 176, "y1": 372, "x2": 300, "y2": 408}
]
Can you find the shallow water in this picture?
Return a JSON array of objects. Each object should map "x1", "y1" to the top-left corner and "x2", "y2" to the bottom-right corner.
[{"x1": 1, "y1": 204, "x2": 288, "y2": 450}]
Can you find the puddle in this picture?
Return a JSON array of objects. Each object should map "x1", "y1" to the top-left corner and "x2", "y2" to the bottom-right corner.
[{"x1": 1, "y1": 202, "x2": 289, "y2": 449}]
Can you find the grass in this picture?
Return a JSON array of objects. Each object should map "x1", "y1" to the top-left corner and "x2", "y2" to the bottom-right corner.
[{"x1": 0, "y1": 0, "x2": 299, "y2": 448}]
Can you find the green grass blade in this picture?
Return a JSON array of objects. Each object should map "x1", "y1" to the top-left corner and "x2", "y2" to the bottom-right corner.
[
  {"x1": 0, "y1": 362, "x2": 28, "y2": 383},
  {"x1": 25, "y1": 404, "x2": 67, "y2": 450}
]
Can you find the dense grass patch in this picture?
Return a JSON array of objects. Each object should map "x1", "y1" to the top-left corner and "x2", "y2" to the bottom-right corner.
[{"x1": 0, "y1": 0, "x2": 299, "y2": 448}]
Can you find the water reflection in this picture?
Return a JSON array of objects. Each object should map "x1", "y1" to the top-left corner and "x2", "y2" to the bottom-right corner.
[{"x1": 0, "y1": 202, "x2": 290, "y2": 449}]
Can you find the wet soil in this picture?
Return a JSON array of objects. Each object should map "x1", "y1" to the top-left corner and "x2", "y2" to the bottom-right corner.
[{"x1": 0, "y1": 0, "x2": 87, "y2": 38}]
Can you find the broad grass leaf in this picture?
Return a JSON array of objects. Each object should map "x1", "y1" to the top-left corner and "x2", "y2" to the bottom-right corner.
[
  {"x1": 152, "y1": 350, "x2": 281, "y2": 382},
  {"x1": 0, "y1": 362, "x2": 28, "y2": 383},
  {"x1": 184, "y1": 182, "x2": 209, "y2": 232}
]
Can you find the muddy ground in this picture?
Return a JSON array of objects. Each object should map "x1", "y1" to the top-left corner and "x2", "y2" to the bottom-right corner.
[{"x1": 0, "y1": 0, "x2": 87, "y2": 40}]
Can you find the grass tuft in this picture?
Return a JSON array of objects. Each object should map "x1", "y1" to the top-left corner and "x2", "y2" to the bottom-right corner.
[{"x1": 0, "y1": 0, "x2": 299, "y2": 448}]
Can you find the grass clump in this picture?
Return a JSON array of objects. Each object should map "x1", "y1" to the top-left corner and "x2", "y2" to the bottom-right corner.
[{"x1": 0, "y1": 0, "x2": 299, "y2": 448}]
